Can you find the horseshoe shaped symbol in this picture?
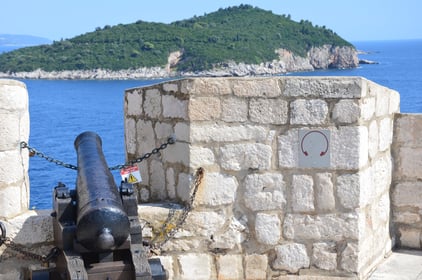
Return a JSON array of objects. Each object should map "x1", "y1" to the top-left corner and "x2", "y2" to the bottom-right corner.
[{"x1": 300, "y1": 130, "x2": 329, "y2": 157}]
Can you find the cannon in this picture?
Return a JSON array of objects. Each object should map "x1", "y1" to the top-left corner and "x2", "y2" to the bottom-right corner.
[{"x1": 31, "y1": 131, "x2": 166, "y2": 280}]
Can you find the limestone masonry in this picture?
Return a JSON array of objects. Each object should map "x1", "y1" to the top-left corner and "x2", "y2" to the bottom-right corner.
[{"x1": 2, "y1": 76, "x2": 422, "y2": 280}]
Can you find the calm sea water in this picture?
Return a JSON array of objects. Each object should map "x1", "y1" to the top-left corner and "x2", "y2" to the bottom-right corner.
[{"x1": 1, "y1": 39, "x2": 421, "y2": 209}]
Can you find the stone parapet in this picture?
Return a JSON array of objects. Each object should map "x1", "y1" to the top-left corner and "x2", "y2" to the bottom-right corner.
[
  {"x1": 125, "y1": 77, "x2": 400, "y2": 279},
  {"x1": 0, "y1": 79, "x2": 30, "y2": 219}
]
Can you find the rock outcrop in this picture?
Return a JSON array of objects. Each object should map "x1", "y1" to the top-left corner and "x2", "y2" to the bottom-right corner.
[{"x1": 0, "y1": 45, "x2": 358, "y2": 79}]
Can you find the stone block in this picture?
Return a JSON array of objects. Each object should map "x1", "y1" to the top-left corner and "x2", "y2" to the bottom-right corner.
[
  {"x1": 393, "y1": 114, "x2": 422, "y2": 146},
  {"x1": 398, "y1": 227, "x2": 421, "y2": 248},
  {"x1": 360, "y1": 97, "x2": 375, "y2": 121},
  {"x1": 0, "y1": 112, "x2": 20, "y2": 150},
  {"x1": 136, "y1": 120, "x2": 155, "y2": 155},
  {"x1": 255, "y1": 213, "x2": 281, "y2": 245},
  {"x1": 290, "y1": 99, "x2": 328, "y2": 125},
  {"x1": 190, "y1": 123, "x2": 268, "y2": 143},
  {"x1": 245, "y1": 254, "x2": 268, "y2": 280},
  {"x1": 232, "y1": 78, "x2": 281, "y2": 97},
  {"x1": 337, "y1": 174, "x2": 360, "y2": 210},
  {"x1": 166, "y1": 168, "x2": 176, "y2": 199},
  {"x1": 176, "y1": 172, "x2": 191, "y2": 202},
  {"x1": 181, "y1": 78, "x2": 232, "y2": 95},
  {"x1": 372, "y1": 155, "x2": 392, "y2": 197},
  {"x1": 162, "y1": 95, "x2": 188, "y2": 119},
  {"x1": 249, "y1": 98, "x2": 288, "y2": 124},
  {"x1": 278, "y1": 129, "x2": 299, "y2": 168},
  {"x1": 178, "y1": 253, "x2": 214, "y2": 280},
  {"x1": 174, "y1": 122, "x2": 189, "y2": 142},
  {"x1": 184, "y1": 211, "x2": 226, "y2": 237},
  {"x1": 312, "y1": 242, "x2": 337, "y2": 270},
  {"x1": 315, "y1": 173, "x2": 335, "y2": 212},
  {"x1": 283, "y1": 213, "x2": 359, "y2": 241},
  {"x1": 162, "y1": 82, "x2": 178, "y2": 93},
  {"x1": 273, "y1": 243, "x2": 310, "y2": 273},
  {"x1": 125, "y1": 89, "x2": 143, "y2": 116},
  {"x1": 389, "y1": 89, "x2": 400, "y2": 114},
  {"x1": 189, "y1": 96, "x2": 221, "y2": 120},
  {"x1": 340, "y1": 243, "x2": 358, "y2": 273},
  {"x1": 291, "y1": 175, "x2": 314, "y2": 212},
  {"x1": 368, "y1": 120, "x2": 378, "y2": 159},
  {"x1": 0, "y1": 79, "x2": 28, "y2": 112},
  {"x1": 395, "y1": 147, "x2": 422, "y2": 180},
  {"x1": 216, "y1": 255, "x2": 243, "y2": 280},
  {"x1": 393, "y1": 211, "x2": 421, "y2": 224},
  {"x1": 209, "y1": 217, "x2": 247, "y2": 250},
  {"x1": 393, "y1": 181, "x2": 422, "y2": 208},
  {"x1": 124, "y1": 118, "x2": 136, "y2": 155},
  {"x1": 162, "y1": 142, "x2": 189, "y2": 166},
  {"x1": 144, "y1": 88, "x2": 162, "y2": 118},
  {"x1": 282, "y1": 77, "x2": 363, "y2": 98},
  {"x1": 0, "y1": 150, "x2": 24, "y2": 185},
  {"x1": 332, "y1": 100, "x2": 360, "y2": 124},
  {"x1": 220, "y1": 143, "x2": 272, "y2": 171},
  {"x1": 222, "y1": 97, "x2": 248, "y2": 122},
  {"x1": 196, "y1": 172, "x2": 238, "y2": 207},
  {"x1": 375, "y1": 87, "x2": 390, "y2": 117},
  {"x1": 150, "y1": 159, "x2": 166, "y2": 200},
  {"x1": 154, "y1": 122, "x2": 173, "y2": 141},
  {"x1": 379, "y1": 118, "x2": 392, "y2": 152},
  {"x1": 331, "y1": 126, "x2": 368, "y2": 170},
  {"x1": 244, "y1": 173, "x2": 286, "y2": 211},
  {"x1": 190, "y1": 146, "x2": 215, "y2": 168},
  {"x1": 0, "y1": 185, "x2": 22, "y2": 218}
]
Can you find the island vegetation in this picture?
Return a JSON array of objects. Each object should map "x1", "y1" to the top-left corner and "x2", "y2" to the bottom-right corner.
[{"x1": 0, "y1": 5, "x2": 353, "y2": 73}]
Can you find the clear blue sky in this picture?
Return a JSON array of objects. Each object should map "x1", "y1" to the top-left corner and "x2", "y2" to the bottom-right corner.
[{"x1": 1, "y1": 0, "x2": 421, "y2": 42}]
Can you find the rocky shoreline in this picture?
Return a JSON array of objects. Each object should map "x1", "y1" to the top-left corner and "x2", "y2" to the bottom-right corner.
[{"x1": 0, "y1": 45, "x2": 359, "y2": 80}]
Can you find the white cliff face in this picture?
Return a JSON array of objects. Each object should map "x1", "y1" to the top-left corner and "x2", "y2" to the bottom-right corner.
[{"x1": 0, "y1": 45, "x2": 358, "y2": 79}]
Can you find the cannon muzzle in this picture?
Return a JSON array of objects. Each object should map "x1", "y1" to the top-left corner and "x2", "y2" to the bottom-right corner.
[{"x1": 74, "y1": 131, "x2": 130, "y2": 251}]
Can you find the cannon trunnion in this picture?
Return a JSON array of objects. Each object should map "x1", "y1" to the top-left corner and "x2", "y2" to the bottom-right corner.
[{"x1": 38, "y1": 132, "x2": 166, "y2": 280}]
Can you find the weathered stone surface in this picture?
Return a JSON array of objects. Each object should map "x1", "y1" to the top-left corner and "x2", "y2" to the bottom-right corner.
[
  {"x1": 0, "y1": 150, "x2": 24, "y2": 185},
  {"x1": 162, "y1": 82, "x2": 178, "y2": 93},
  {"x1": 283, "y1": 213, "x2": 359, "y2": 241},
  {"x1": 249, "y1": 98, "x2": 288, "y2": 124},
  {"x1": 178, "y1": 253, "x2": 214, "y2": 280},
  {"x1": 181, "y1": 78, "x2": 232, "y2": 95},
  {"x1": 162, "y1": 142, "x2": 189, "y2": 166},
  {"x1": 190, "y1": 124, "x2": 268, "y2": 143},
  {"x1": 150, "y1": 159, "x2": 166, "y2": 200},
  {"x1": 368, "y1": 120, "x2": 379, "y2": 159},
  {"x1": 393, "y1": 211, "x2": 421, "y2": 224},
  {"x1": 165, "y1": 168, "x2": 176, "y2": 199},
  {"x1": 379, "y1": 118, "x2": 392, "y2": 152},
  {"x1": 278, "y1": 129, "x2": 298, "y2": 168},
  {"x1": 162, "y1": 95, "x2": 188, "y2": 119},
  {"x1": 174, "y1": 122, "x2": 189, "y2": 142},
  {"x1": 315, "y1": 173, "x2": 335, "y2": 212},
  {"x1": 136, "y1": 119, "x2": 155, "y2": 155},
  {"x1": 290, "y1": 99, "x2": 328, "y2": 125},
  {"x1": 255, "y1": 213, "x2": 281, "y2": 245},
  {"x1": 196, "y1": 172, "x2": 238, "y2": 207},
  {"x1": 124, "y1": 118, "x2": 136, "y2": 155},
  {"x1": 184, "y1": 211, "x2": 226, "y2": 238},
  {"x1": 232, "y1": 78, "x2": 281, "y2": 97},
  {"x1": 190, "y1": 146, "x2": 215, "y2": 168},
  {"x1": 154, "y1": 121, "x2": 173, "y2": 141},
  {"x1": 393, "y1": 181, "x2": 422, "y2": 208},
  {"x1": 216, "y1": 255, "x2": 243, "y2": 280},
  {"x1": 331, "y1": 126, "x2": 368, "y2": 169},
  {"x1": 209, "y1": 217, "x2": 247, "y2": 250},
  {"x1": 222, "y1": 97, "x2": 248, "y2": 122},
  {"x1": 245, "y1": 254, "x2": 268, "y2": 280},
  {"x1": 189, "y1": 96, "x2": 221, "y2": 120},
  {"x1": 273, "y1": 243, "x2": 310, "y2": 273},
  {"x1": 360, "y1": 97, "x2": 375, "y2": 121},
  {"x1": 312, "y1": 242, "x2": 337, "y2": 270},
  {"x1": 0, "y1": 79, "x2": 28, "y2": 112},
  {"x1": 220, "y1": 143, "x2": 272, "y2": 171},
  {"x1": 0, "y1": 185, "x2": 23, "y2": 218},
  {"x1": 375, "y1": 87, "x2": 390, "y2": 117},
  {"x1": 282, "y1": 77, "x2": 363, "y2": 98},
  {"x1": 398, "y1": 227, "x2": 421, "y2": 248},
  {"x1": 340, "y1": 243, "x2": 358, "y2": 273},
  {"x1": 332, "y1": 100, "x2": 360, "y2": 124},
  {"x1": 144, "y1": 88, "x2": 161, "y2": 118},
  {"x1": 291, "y1": 175, "x2": 314, "y2": 212},
  {"x1": 395, "y1": 147, "x2": 422, "y2": 180},
  {"x1": 244, "y1": 173, "x2": 286, "y2": 211},
  {"x1": 126, "y1": 89, "x2": 143, "y2": 116},
  {"x1": 337, "y1": 174, "x2": 360, "y2": 210},
  {"x1": 0, "y1": 113, "x2": 21, "y2": 150}
]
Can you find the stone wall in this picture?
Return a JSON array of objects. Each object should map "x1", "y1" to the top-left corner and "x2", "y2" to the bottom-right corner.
[
  {"x1": 124, "y1": 77, "x2": 400, "y2": 279},
  {"x1": 392, "y1": 114, "x2": 422, "y2": 248},
  {"x1": 0, "y1": 79, "x2": 30, "y2": 219}
]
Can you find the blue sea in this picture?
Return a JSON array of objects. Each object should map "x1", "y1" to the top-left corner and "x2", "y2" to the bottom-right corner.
[{"x1": 1, "y1": 39, "x2": 421, "y2": 209}]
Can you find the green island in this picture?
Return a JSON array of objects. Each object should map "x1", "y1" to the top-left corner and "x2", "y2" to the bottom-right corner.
[{"x1": 0, "y1": 5, "x2": 354, "y2": 74}]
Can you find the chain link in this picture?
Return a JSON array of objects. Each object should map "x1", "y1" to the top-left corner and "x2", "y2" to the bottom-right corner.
[
  {"x1": 148, "y1": 167, "x2": 204, "y2": 253},
  {"x1": 20, "y1": 135, "x2": 176, "y2": 171}
]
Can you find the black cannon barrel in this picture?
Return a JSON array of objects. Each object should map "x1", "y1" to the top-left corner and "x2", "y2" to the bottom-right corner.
[{"x1": 74, "y1": 131, "x2": 129, "y2": 252}]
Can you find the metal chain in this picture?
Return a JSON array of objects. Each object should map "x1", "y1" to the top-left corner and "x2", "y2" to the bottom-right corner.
[
  {"x1": 20, "y1": 141, "x2": 78, "y2": 170},
  {"x1": 108, "y1": 136, "x2": 176, "y2": 170},
  {"x1": 148, "y1": 167, "x2": 204, "y2": 254},
  {"x1": 0, "y1": 221, "x2": 59, "y2": 265},
  {"x1": 20, "y1": 135, "x2": 176, "y2": 171}
]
